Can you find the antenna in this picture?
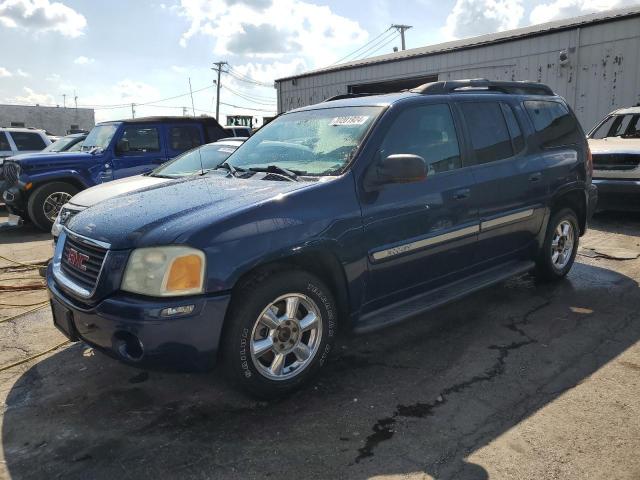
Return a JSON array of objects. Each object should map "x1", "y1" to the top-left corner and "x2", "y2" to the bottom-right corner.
[{"x1": 188, "y1": 77, "x2": 196, "y2": 116}]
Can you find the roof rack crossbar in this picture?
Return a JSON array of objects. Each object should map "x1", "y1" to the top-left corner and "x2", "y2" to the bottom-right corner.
[{"x1": 411, "y1": 79, "x2": 555, "y2": 96}]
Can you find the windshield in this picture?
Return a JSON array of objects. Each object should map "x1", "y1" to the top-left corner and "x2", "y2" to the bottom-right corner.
[
  {"x1": 225, "y1": 106, "x2": 383, "y2": 176},
  {"x1": 43, "y1": 136, "x2": 79, "y2": 152},
  {"x1": 590, "y1": 114, "x2": 640, "y2": 139},
  {"x1": 82, "y1": 124, "x2": 119, "y2": 151},
  {"x1": 152, "y1": 143, "x2": 238, "y2": 177}
]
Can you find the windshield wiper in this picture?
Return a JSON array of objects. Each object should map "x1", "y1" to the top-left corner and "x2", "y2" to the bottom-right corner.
[
  {"x1": 249, "y1": 165, "x2": 301, "y2": 181},
  {"x1": 215, "y1": 161, "x2": 245, "y2": 177}
]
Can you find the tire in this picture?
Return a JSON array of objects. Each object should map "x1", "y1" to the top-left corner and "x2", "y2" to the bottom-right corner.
[
  {"x1": 222, "y1": 269, "x2": 338, "y2": 398},
  {"x1": 27, "y1": 182, "x2": 78, "y2": 232},
  {"x1": 534, "y1": 208, "x2": 579, "y2": 281}
]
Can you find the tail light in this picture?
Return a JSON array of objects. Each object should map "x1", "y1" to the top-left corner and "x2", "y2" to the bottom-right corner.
[{"x1": 586, "y1": 144, "x2": 593, "y2": 179}]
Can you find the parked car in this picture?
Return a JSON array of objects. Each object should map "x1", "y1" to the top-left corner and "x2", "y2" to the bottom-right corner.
[
  {"x1": 42, "y1": 133, "x2": 87, "y2": 153},
  {"x1": 2, "y1": 116, "x2": 227, "y2": 231},
  {"x1": 224, "y1": 125, "x2": 252, "y2": 137},
  {"x1": 0, "y1": 127, "x2": 51, "y2": 198},
  {"x1": 47, "y1": 79, "x2": 597, "y2": 398},
  {"x1": 51, "y1": 138, "x2": 245, "y2": 238},
  {"x1": 587, "y1": 106, "x2": 640, "y2": 211}
]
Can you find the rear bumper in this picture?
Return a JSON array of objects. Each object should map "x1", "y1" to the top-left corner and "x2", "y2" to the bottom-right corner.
[
  {"x1": 47, "y1": 264, "x2": 231, "y2": 371},
  {"x1": 592, "y1": 178, "x2": 640, "y2": 211}
]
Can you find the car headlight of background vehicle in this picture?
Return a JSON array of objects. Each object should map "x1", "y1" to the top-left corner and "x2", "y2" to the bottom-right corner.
[{"x1": 121, "y1": 246, "x2": 206, "y2": 297}]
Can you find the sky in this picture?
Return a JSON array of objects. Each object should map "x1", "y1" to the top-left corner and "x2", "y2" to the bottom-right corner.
[{"x1": 0, "y1": 0, "x2": 638, "y2": 125}]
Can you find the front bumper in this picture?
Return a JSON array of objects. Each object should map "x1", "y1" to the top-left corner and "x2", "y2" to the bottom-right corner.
[
  {"x1": 2, "y1": 185, "x2": 26, "y2": 216},
  {"x1": 47, "y1": 264, "x2": 231, "y2": 371},
  {"x1": 592, "y1": 178, "x2": 640, "y2": 211}
]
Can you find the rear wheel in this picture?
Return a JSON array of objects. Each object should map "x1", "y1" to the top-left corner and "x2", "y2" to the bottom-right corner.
[
  {"x1": 27, "y1": 182, "x2": 78, "y2": 232},
  {"x1": 222, "y1": 269, "x2": 337, "y2": 398},
  {"x1": 534, "y1": 208, "x2": 579, "y2": 281}
]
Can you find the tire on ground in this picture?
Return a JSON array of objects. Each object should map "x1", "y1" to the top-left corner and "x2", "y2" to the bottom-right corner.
[
  {"x1": 221, "y1": 269, "x2": 338, "y2": 398},
  {"x1": 26, "y1": 182, "x2": 78, "y2": 232},
  {"x1": 534, "y1": 207, "x2": 580, "y2": 281}
]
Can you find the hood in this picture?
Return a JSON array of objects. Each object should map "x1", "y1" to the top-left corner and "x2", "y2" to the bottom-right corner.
[
  {"x1": 588, "y1": 137, "x2": 640, "y2": 155},
  {"x1": 66, "y1": 173, "x2": 316, "y2": 249},
  {"x1": 69, "y1": 174, "x2": 170, "y2": 208},
  {"x1": 9, "y1": 151, "x2": 97, "y2": 169}
]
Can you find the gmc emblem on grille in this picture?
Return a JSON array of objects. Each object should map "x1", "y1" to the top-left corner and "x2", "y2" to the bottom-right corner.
[{"x1": 67, "y1": 248, "x2": 90, "y2": 271}]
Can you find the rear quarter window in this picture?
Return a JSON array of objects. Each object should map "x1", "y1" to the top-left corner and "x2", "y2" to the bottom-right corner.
[
  {"x1": 524, "y1": 100, "x2": 580, "y2": 148},
  {"x1": 0, "y1": 132, "x2": 10, "y2": 151},
  {"x1": 10, "y1": 132, "x2": 47, "y2": 151}
]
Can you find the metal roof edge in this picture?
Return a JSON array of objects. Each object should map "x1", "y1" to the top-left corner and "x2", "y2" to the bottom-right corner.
[{"x1": 275, "y1": 6, "x2": 640, "y2": 83}]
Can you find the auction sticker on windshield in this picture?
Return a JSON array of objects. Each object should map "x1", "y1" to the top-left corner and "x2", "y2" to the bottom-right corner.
[{"x1": 330, "y1": 116, "x2": 370, "y2": 126}]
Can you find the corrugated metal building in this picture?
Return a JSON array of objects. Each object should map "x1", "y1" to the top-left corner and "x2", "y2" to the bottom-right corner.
[{"x1": 275, "y1": 6, "x2": 640, "y2": 131}]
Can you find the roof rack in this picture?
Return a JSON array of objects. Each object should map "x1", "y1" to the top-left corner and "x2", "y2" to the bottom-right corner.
[
  {"x1": 411, "y1": 78, "x2": 555, "y2": 96},
  {"x1": 323, "y1": 92, "x2": 379, "y2": 102}
]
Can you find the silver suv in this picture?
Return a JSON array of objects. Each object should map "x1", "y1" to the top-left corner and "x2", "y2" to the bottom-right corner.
[{"x1": 588, "y1": 107, "x2": 640, "y2": 211}]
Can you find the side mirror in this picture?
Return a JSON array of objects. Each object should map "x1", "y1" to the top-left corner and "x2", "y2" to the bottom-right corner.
[
  {"x1": 365, "y1": 154, "x2": 427, "y2": 191},
  {"x1": 116, "y1": 138, "x2": 130, "y2": 153}
]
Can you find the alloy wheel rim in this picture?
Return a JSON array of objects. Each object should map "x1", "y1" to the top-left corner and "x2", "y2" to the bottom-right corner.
[
  {"x1": 43, "y1": 192, "x2": 72, "y2": 222},
  {"x1": 250, "y1": 293, "x2": 322, "y2": 381},
  {"x1": 551, "y1": 220, "x2": 575, "y2": 270}
]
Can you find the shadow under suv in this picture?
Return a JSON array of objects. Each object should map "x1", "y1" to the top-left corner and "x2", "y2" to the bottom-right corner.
[{"x1": 47, "y1": 79, "x2": 598, "y2": 398}]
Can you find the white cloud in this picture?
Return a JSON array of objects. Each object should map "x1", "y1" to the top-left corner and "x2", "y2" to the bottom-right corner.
[
  {"x1": 170, "y1": 65, "x2": 187, "y2": 73},
  {"x1": 443, "y1": 0, "x2": 524, "y2": 39},
  {"x1": 6, "y1": 87, "x2": 56, "y2": 105},
  {"x1": 73, "y1": 55, "x2": 94, "y2": 65},
  {"x1": 0, "y1": 67, "x2": 12, "y2": 77},
  {"x1": 177, "y1": 0, "x2": 368, "y2": 66},
  {"x1": 530, "y1": 0, "x2": 640, "y2": 24},
  {"x1": 16, "y1": 68, "x2": 29, "y2": 77},
  {"x1": 0, "y1": 0, "x2": 87, "y2": 37},
  {"x1": 46, "y1": 73, "x2": 61, "y2": 82}
]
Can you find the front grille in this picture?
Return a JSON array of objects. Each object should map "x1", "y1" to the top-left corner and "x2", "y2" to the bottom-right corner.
[
  {"x1": 60, "y1": 234, "x2": 108, "y2": 293},
  {"x1": 593, "y1": 153, "x2": 640, "y2": 171},
  {"x1": 3, "y1": 162, "x2": 20, "y2": 184}
]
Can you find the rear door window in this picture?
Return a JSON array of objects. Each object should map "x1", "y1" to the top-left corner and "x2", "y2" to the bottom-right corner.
[
  {"x1": 10, "y1": 131, "x2": 47, "y2": 151},
  {"x1": 461, "y1": 102, "x2": 513, "y2": 164},
  {"x1": 524, "y1": 100, "x2": 580, "y2": 148},
  {"x1": 381, "y1": 103, "x2": 462, "y2": 175},
  {"x1": 120, "y1": 126, "x2": 160, "y2": 153},
  {"x1": 169, "y1": 125, "x2": 202, "y2": 151}
]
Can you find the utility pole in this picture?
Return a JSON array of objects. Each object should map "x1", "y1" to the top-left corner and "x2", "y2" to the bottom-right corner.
[
  {"x1": 131, "y1": 103, "x2": 136, "y2": 119},
  {"x1": 391, "y1": 24, "x2": 412, "y2": 50},
  {"x1": 182, "y1": 106, "x2": 188, "y2": 116},
  {"x1": 212, "y1": 61, "x2": 228, "y2": 121},
  {"x1": 74, "y1": 90, "x2": 78, "y2": 110},
  {"x1": 62, "y1": 94, "x2": 66, "y2": 108}
]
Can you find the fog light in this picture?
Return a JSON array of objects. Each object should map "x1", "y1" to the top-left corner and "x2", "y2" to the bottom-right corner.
[{"x1": 161, "y1": 305, "x2": 195, "y2": 317}]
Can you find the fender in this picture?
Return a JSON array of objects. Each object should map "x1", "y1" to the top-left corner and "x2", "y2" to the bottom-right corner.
[{"x1": 22, "y1": 169, "x2": 93, "y2": 189}]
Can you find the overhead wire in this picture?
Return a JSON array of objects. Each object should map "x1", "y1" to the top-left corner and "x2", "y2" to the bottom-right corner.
[
  {"x1": 351, "y1": 31, "x2": 400, "y2": 60},
  {"x1": 330, "y1": 27, "x2": 393, "y2": 65}
]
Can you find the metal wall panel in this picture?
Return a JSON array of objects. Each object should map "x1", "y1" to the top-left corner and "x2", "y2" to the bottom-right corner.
[{"x1": 277, "y1": 16, "x2": 640, "y2": 130}]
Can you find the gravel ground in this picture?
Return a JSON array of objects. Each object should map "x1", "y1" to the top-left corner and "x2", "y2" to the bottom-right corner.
[{"x1": 0, "y1": 209, "x2": 639, "y2": 480}]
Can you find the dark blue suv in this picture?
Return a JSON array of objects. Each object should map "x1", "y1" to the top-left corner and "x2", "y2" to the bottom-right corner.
[{"x1": 47, "y1": 79, "x2": 598, "y2": 398}]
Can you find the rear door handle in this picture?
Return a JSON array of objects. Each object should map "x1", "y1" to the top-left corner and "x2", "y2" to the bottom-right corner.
[
  {"x1": 453, "y1": 188, "x2": 471, "y2": 200},
  {"x1": 529, "y1": 172, "x2": 542, "y2": 182}
]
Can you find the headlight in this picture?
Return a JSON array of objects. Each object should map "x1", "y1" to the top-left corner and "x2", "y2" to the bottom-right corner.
[
  {"x1": 122, "y1": 246, "x2": 206, "y2": 297},
  {"x1": 51, "y1": 210, "x2": 64, "y2": 237}
]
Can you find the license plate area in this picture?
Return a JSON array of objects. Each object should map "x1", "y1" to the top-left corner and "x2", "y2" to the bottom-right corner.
[{"x1": 51, "y1": 299, "x2": 79, "y2": 341}]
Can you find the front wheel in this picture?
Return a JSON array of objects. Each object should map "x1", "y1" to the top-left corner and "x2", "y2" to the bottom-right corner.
[
  {"x1": 27, "y1": 182, "x2": 78, "y2": 232},
  {"x1": 534, "y1": 208, "x2": 579, "y2": 281},
  {"x1": 222, "y1": 270, "x2": 338, "y2": 398}
]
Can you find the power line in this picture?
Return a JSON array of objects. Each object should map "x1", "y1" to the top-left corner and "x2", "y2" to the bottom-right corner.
[
  {"x1": 222, "y1": 85, "x2": 276, "y2": 106},
  {"x1": 357, "y1": 33, "x2": 401, "y2": 59},
  {"x1": 226, "y1": 67, "x2": 273, "y2": 87},
  {"x1": 330, "y1": 27, "x2": 393, "y2": 65},
  {"x1": 352, "y1": 32, "x2": 400, "y2": 61}
]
